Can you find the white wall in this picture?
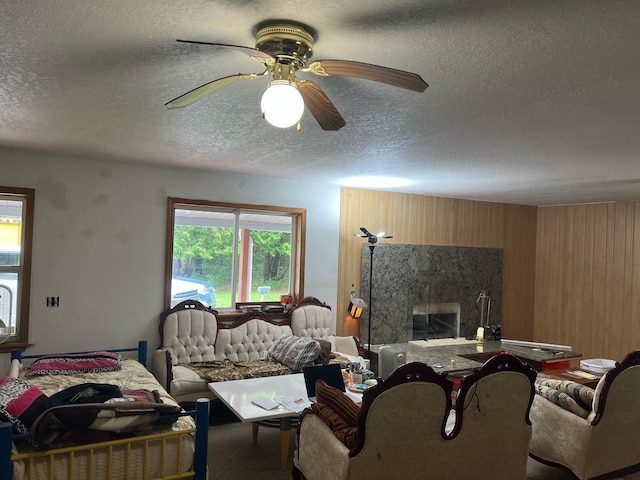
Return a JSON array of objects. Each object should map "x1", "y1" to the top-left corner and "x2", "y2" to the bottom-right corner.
[{"x1": 0, "y1": 147, "x2": 340, "y2": 372}]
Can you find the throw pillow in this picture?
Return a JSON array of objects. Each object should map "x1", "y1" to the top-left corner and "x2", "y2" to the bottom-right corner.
[
  {"x1": 267, "y1": 335, "x2": 321, "y2": 372},
  {"x1": 26, "y1": 351, "x2": 122, "y2": 376},
  {"x1": 314, "y1": 339, "x2": 332, "y2": 365},
  {"x1": 311, "y1": 403, "x2": 358, "y2": 449},
  {"x1": 535, "y1": 378, "x2": 594, "y2": 410},
  {"x1": 534, "y1": 383, "x2": 590, "y2": 418},
  {"x1": 315, "y1": 379, "x2": 360, "y2": 427},
  {"x1": 0, "y1": 376, "x2": 52, "y2": 433}
]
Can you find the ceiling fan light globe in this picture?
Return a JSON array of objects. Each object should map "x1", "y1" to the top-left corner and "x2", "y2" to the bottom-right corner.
[{"x1": 260, "y1": 82, "x2": 304, "y2": 128}]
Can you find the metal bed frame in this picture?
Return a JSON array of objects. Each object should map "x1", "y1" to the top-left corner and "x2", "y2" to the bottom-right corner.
[{"x1": 0, "y1": 340, "x2": 209, "y2": 480}]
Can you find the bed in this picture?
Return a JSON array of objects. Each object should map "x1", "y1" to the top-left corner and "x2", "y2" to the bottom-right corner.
[{"x1": 0, "y1": 341, "x2": 209, "y2": 480}]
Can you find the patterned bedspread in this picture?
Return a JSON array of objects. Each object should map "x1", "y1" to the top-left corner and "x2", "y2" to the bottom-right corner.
[
  {"x1": 18, "y1": 358, "x2": 195, "y2": 440},
  {"x1": 11, "y1": 358, "x2": 197, "y2": 480}
]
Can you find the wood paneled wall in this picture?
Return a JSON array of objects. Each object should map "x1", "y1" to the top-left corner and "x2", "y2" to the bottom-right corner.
[
  {"x1": 337, "y1": 188, "x2": 538, "y2": 341},
  {"x1": 535, "y1": 201, "x2": 640, "y2": 361}
]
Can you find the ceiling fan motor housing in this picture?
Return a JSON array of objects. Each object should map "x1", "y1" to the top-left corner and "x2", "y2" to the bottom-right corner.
[{"x1": 255, "y1": 22, "x2": 314, "y2": 68}]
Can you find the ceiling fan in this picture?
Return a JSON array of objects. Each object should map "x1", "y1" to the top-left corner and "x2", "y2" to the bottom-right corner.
[{"x1": 165, "y1": 21, "x2": 428, "y2": 131}]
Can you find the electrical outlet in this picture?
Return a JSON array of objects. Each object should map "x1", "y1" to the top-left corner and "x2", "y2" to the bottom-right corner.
[{"x1": 46, "y1": 296, "x2": 60, "y2": 307}]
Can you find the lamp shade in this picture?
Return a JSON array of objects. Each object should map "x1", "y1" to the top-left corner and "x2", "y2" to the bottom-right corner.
[
  {"x1": 348, "y1": 293, "x2": 367, "y2": 319},
  {"x1": 260, "y1": 80, "x2": 304, "y2": 128}
]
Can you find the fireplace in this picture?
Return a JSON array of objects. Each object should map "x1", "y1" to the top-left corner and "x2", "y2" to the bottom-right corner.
[
  {"x1": 412, "y1": 302, "x2": 460, "y2": 340},
  {"x1": 361, "y1": 244, "x2": 503, "y2": 345}
]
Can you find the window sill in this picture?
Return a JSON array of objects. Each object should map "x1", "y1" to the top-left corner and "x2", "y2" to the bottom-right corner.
[{"x1": 0, "y1": 341, "x2": 32, "y2": 354}]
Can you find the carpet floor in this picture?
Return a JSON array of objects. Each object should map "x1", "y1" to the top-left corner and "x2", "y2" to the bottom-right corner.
[{"x1": 206, "y1": 422, "x2": 639, "y2": 480}]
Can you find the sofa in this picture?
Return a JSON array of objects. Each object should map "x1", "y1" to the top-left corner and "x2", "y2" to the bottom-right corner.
[
  {"x1": 293, "y1": 353, "x2": 536, "y2": 480},
  {"x1": 152, "y1": 297, "x2": 364, "y2": 404},
  {"x1": 529, "y1": 349, "x2": 640, "y2": 479}
]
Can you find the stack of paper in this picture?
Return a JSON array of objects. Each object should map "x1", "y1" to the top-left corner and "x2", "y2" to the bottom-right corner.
[{"x1": 276, "y1": 395, "x2": 311, "y2": 413}]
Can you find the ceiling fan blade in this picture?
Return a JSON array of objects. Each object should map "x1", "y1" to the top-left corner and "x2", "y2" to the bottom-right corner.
[
  {"x1": 297, "y1": 80, "x2": 346, "y2": 131},
  {"x1": 308, "y1": 59, "x2": 428, "y2": 92},
  {"x1": 165, "y1": 72, "x2": 263, "y2": 109},
  {"x1": 176, "y1": 39, "x2": 275, "y2": 66}
]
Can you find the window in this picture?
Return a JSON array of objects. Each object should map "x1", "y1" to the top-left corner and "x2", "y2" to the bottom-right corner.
[
  {"x1": 0, "y1": 187, "x2": 34, "y2": 351},
  {"x1": 165, "y1": 198, "x2": 306, "y2": 310}
]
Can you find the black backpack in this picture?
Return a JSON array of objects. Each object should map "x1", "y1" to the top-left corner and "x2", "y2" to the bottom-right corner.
[{"x1": 49, "y1": 383, "x2": 122, "y2": 406}]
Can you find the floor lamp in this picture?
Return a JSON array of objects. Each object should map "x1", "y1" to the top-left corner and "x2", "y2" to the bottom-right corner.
[{"x1": 355, "y1": 227, "x2": 392, "y2": 358}]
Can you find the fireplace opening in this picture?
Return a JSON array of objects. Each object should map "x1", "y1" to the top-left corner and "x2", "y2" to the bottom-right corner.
[
  {"x1": 412, "y1": 313, "x2": 458, "y2": 340},
  {"x1": 412, "y1": 302, "x2": 461, "y2": 340}
]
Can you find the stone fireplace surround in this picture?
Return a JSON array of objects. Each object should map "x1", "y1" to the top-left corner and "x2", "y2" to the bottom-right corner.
[{"x1": 361, "y1": 244, "x2": 503, "y2": 345}]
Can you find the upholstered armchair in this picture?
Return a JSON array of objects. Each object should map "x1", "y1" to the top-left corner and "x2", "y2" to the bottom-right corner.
[
  {"x1": 292, "y1": 354, "x2": 536, "y2": 480},
  {"x1": 289, "y1": 296, "x2": 365, "y2": 362},
  {"x1": 446, "y1": 353, "x2": 537, "y2": 479},
  {"x1": 152, "y1": 300, "x2": 220, "y2": 403},
  {"x1": 529, "y1": 350, "x2": 640, "y2": 479},
  {"x1": 293, "y1": 362, "x2": 453, "y2": 480}
]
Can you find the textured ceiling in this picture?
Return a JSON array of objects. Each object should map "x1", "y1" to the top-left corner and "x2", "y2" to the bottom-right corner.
[{"x1": 1, "y1": 1, "x2": 639, "y2": 206}]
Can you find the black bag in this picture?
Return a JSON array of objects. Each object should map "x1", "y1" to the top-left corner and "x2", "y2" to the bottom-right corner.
[{"x1": 49, "y1": 383, "x2": 122, "y2": 406}]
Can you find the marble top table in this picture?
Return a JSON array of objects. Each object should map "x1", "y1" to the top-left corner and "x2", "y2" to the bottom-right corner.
[{"x1": 369, "y1": 339, "x2": 581, "y2": 375}]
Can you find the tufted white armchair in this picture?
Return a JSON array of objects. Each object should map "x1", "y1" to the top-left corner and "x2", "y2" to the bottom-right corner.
[
  {"x1": 290, "y1": 296, "x2": 334, "y2": 339},
  {"x1": 152, "y1": 300, "x2": 220, "y2": 403},
  {"x1": 289, "y1": 297, "x2": 365, "y2": 363}
]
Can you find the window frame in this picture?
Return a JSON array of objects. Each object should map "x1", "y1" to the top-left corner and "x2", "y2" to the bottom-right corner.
[
  {"x1": 165, "y1": 198, "x2": 306, "y2": 311},
  {"x1": 0, "y1": 186, "x2": 34, "y2": 352}
]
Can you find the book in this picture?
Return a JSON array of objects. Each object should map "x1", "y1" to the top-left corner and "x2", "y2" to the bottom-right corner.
[
  {"x1": 568, "y1": 370, "x2": 598, "y2": 380},
  {"x1": 251, "y1": 397, "x2": 280, "y2": 410}
]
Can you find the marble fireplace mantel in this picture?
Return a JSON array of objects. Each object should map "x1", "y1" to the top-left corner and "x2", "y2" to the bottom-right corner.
[{"x1": 361, "y1": 244, "x2": 503, "y2": 345}]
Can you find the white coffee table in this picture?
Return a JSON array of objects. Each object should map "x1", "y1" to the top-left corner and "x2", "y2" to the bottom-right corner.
[{"x1": 208, "y1": 373, "x2": 308, "y2": 470}]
